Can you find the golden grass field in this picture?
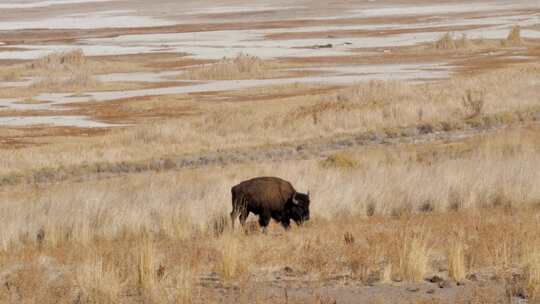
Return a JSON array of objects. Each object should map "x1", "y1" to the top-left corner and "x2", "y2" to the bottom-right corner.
[{"x1": 1, "y1": 7, "x2": 540, "y2": 303}]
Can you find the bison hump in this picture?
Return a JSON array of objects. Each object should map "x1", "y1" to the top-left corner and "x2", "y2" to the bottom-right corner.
[{"x1": 234, "y1": 177, "x2": 295, "y2": 209}]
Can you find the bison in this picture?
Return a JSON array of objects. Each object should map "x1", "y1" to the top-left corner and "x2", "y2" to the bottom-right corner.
[{"x1": 230, "y1": 176, "x2": 310, "y2": 232}]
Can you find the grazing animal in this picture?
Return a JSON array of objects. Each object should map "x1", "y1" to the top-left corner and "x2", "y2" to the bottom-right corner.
[{"x1": 230, "y1": 176, "x2": 310, "y2": 231}]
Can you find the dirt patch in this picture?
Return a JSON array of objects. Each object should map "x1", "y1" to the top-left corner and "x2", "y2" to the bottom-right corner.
[{"x1": 196, "y1": 272, "x2": 510, "y2": 303}]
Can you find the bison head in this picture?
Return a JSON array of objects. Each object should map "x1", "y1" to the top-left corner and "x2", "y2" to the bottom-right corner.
[{"x1": 290, "y1": 192, "x2": 310, "y2": 224}]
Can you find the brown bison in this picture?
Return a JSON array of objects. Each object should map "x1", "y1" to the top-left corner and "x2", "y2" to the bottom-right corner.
[{"x1": 230, "y1": 176, "x2": 310, "y2": 231}]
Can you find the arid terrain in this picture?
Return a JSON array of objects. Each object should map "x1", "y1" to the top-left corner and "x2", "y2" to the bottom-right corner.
[{"x1": 1, "y1": 0, "x2": 540, "y2": 303}]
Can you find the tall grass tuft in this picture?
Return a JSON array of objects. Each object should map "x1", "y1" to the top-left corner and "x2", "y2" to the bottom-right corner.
[
  {"x1": 184, "y1": 53, "x2": 275, "y2": 80},
  {"x1": 30, "y1": 69, "x2": 98, "y2": 92},
  {"x1": 435, "y1": 32, "x2": 457, "y2": 50},
  {"x1": 216, "y1": 233, "x2": 247, "y2": 280},
  {"x1": 30, "y1": 49, "x2": 87, "y2": 70},
  {"x1": 504, "y1": 25, "x2": 523, "y2": 46},
  {"x1": 448, "y1": 239, "x2": 467, "y2": 282},
  {"x1": 524, "y1": 243, "x2": 540, "y2": 299},
  {"x1": 162, "y1": 264, "x2": 194, "y2": 304},
  {"x1": 137, "y1": 237, "x2": 159, "y2": 297},
  {"x1": 462, "y1": 89, "x2": 485, "y2": 118},
  {"x1": 76, "y1": 255, "x2": 122, "y2": 303},
  {"x1": 396, "y1": 229, "x2": 432, "y2": 282}
]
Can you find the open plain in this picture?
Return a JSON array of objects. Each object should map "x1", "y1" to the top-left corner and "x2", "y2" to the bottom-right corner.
[{"x1": 1, "y1": 0, "x2": 540, "y2": 303}]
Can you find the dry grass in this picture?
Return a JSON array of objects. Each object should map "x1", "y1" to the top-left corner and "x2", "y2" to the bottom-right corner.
[
  {"x1": 137, "y1": 237, "x2": 158, "y2": 297},
  {"x1": 461, "y1": 89, "x2": 485, "y2": 119},
  {"x1": 434, "y1": 33, "x2": 479, "y2": 50},
  {"x1": 0, "y1": 50, "x2": 98, "y2": 97},
  {"x1": 502, "y1": 25, "x2": 524, "y2": 47},
  {"x1": 320, "y1": 152, "x2": 360, "y2": 170},
  {"x1": 1, "y1": 63, "x2": 538, "y2": 176},
  {"x1": 0, "y1": 48, "x2": 539, "y2": 302},
  {"x1": 27, "y1": 50, "x2": 100, "y2": 93},
  {"x1": 30, "y1": 69, "x2": 99, "y2": 93},
  {"x1": 448, "y1": 236, "x2": 467, "y2": 282},
  {"x1": 159, "y1": 265, "x2": 194, "y2": 303},
  {"x1": 523, "y1": 243, "x2": 540, "y2": 300},
  {"x1": 433, "y1": 27, "x2": 527, "y2": 51},
  {"x1": 0, "y1": 69, "x2": 22, "y2": 81},
  {"x1": 182, "y1": 53, "x2": 280, "y2": 80},
  {"x1": 216, "y1": 233, "x2": 248, "y2": 281},
  {"x1": 396, "y1": 228, "x2": 431, "y2": 282},
  {"x1": 0, "y1": 203, "x2": 538, "y2": 302},
  {"x1": 0, "y1": 50, "x2": 167, "y2": 98},
  {"x1": 435, "y1": 33, "x2": 458, "y2": 50},
  {"x1": 0, "y1": 126, "x2": 539, "y2": 282},
  {"x1": 76, "y1": 254, "x2": 123, "y2": 303},
  {"x1": 29, "y1": 49, "x2": 87, "y2": 70}
]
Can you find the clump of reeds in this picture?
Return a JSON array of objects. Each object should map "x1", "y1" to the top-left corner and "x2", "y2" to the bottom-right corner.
[
  {"x1": 448, "y1": 239, "x2": 467, "y2": 282},
  {"x1": 184, "y1": 53, "x2": 275, "y2": 80},
  {"x1": 524, "y1": 243, "x2": 540, "y2": 300},
  {"x1": 30, "y1": 49, "x2": 87, "y2": 70},
  {"x1": 30, "y1": 69, "x2": 98, "y2": 92},
  {"x1": 502, "y1": 25, "x2": 524, "y2": 46},
  {"x1": 434, "y1": 33, "x2": 471, "y2": 50},
  {"x1": 462, "y1": 89, "x2": 485, "y2": 119},
  {"x1": 396, "y1": 229, "x2": 432, "y2": 282},
  {"x1": 435, "y1": 33, "x2": 457, "y2": 50},
  {"x1": 216, "y1": 233, "x2": 248, "y2": 280}
]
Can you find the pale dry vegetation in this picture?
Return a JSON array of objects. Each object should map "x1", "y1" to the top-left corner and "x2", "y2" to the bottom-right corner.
[
  {"x1": 30, "y1": 49, "x2": 88, "y2": 70},
  {"x1": 433, "y1": 26, "x2": 526, "y2": 51},
  {"x1": 502, "y1": 25, "x2": 524, "y2": 47},
  {"x1": 0, "y1": 48, "x2": 538, "y2": 302},
  {"x1": 447, "y1": 235, "x2": 467, "y2": 282},
  {"x1": 0, "y1": 3, "x2": 538, "y2": 303},
  {"x1": 0, "y1": 49, "x2": 167, "y2": 98},
  {"x1": 182, "y1": 53, "x2": 281, "y2": 80},
  {"x1": 0, "y1": 63, "x2": 538, "y2": 176},
  {"x1": 0, "y1": 50, "x2": 98, "y2": 96},
  {"x1": 30, "y1": 69, "x2": 99, "y2": 93},
  {"x1": 1, "y1": 126, "x2": 540, "y2": 301},
  {"x1": 434, "y1": 33, "x2": 471, "y2": 50}
]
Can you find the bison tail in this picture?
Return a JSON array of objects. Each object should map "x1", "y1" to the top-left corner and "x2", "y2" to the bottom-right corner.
[{"x1": 230, "y1": 190, "x2": 248, "y2": 229}]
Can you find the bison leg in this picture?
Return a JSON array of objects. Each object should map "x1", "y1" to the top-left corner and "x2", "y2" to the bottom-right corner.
[
  {"x1": 230, "y1": 205, "x2": 243, "y2": 230},
  {"x1": 238, "y1": 210, "x2": 249, "y2": 228},
  {"x1": 280, "y1": 218, "x2": 291, "y2": 230},
  {"x1": 258, "y1": 213, "x2": 271, "y2": 233},
  {"x1": 230, "y1": 210, "x2": 238, "y2": 230}
]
